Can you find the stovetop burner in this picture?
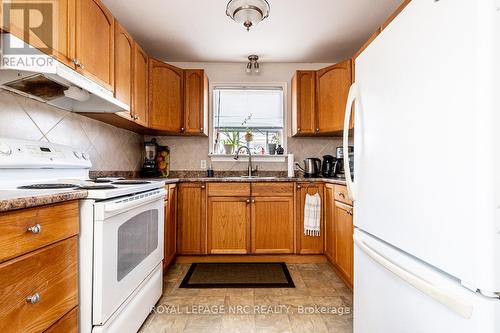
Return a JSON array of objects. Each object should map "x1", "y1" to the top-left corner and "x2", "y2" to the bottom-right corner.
[
  {"x1": 18, "y1": 183, "x2": 80, "y2": 190},
  {"x1": 78, "y1": 184, "x2": 117, "y2": 190},
  {"x1": 112, "y1": 180, "x2": 151, "y2": 185}
]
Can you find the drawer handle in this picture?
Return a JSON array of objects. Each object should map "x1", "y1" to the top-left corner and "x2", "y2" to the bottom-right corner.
[
  {"x1": 27, "y1": 224, "x2": 42, "y2": 234},
  {"x1": 338, "y1": 192, "x2": 345, "y2": 198},
  {"x1": 26, "y1": 293, "x2": 40, "y2": 304}
]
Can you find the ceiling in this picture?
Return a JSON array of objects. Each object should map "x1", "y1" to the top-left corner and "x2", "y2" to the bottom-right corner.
[{"x1": 103, "y1": 0, "x2": 402, "y2": 63}]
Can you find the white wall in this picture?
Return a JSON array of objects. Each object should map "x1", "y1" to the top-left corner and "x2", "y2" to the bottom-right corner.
[{"x1": 150, "y1": 62, "x2": 345, "y2": 172}]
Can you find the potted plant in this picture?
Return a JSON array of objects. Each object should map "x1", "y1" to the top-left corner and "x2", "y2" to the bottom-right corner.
[
  {"x1": 267, "y1": 134, "x2": 279, "y2": 155},
  {"x1": 222, "y1": 132, "x2": 240, "y2": 155},
  {"x1": 244, "y1": 130, "x2": 253, "y2": 144}
]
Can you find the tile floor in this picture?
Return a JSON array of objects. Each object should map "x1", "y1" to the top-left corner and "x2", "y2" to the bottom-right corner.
[{"x1": 139, "y1": 263, "x2": 353, "y2": 333}]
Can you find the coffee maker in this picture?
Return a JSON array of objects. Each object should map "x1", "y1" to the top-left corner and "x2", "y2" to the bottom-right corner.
[
  {"x1": 334, "y1": 146, "x2": 354, "y2": 179},
  {"x1": 321, "y1": 155, "x2": 337, "y2": 178},
  {"x1": 140, "y1": 138, "x2": 159, "y2": 177}
]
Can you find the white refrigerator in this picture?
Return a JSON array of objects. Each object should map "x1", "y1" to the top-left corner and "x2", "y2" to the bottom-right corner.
[{"x1": 342, "y1": 0, "x2": 500, "y2": 332}]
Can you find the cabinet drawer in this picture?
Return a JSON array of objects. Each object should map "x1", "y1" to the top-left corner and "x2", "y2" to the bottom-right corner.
[
  {"x1": 45, "y1": 307, "x2": 78, "y2": 333},
  {"x1": 207, "y1": 183, "x2": 250, "y2": 197},
  {"x1": 0, "y1": 237, "x2": 78, "y2": 333},
  {"x1": 334, "y1": 185, "x2": 352, "y2": 206},
  {"x1": 0, "y1": 201, "x2": 79, "y2": 263},
  {"x1": 251, "y1": 183, "x2": 294, "y2": 197}
]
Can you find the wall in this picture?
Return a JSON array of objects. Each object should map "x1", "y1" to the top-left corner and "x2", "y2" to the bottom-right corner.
[
  {"x1": 0, "y1": 90, "x2": 143, "y2": 172},
  {"x1": 150, "y1": 62, "x2": 345, "y2": 172}
]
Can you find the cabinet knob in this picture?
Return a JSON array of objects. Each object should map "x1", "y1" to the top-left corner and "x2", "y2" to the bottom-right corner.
[
  {"x1": 316, "y1": 128, "x2": 320, "y2": 133},
  {"x1": 251, "y1": 199, "x2": 255, "y2": 203},
  {"x1": 181, "y1": 127, "x2": 185, "y2": 132},
  {"x1": 134, "y1": 115, "x2": 140, "y2": 120},
  {"x1": 297, "y1": 185, "x2": 301, "y2": 189},
  {"x1": 246, "y1": 199, "x2": 250, "y2": 203},
  {"x1": 27, "y1": 224, "x2": 42, "y2": 234},
  {"x1": 200, "y1": 128, "x2": 204, "y2": 132},
  {"x1": 297, "y1": 128, "x2": 301, "y2": 132},
  {"x1": 72, "y1": 58, "x2": 80, "y2": 65},
  {"x1": 338, "y1": 192, "x2": 345, "y2": 198},
  {"x1": 201, "y1": 185, "x2": 205, "y2": 189},
  {"x1": 26, "y1": 293, "x2": 40, "y2": 304},
  {"x1": 79, "y1": 63, "x2": 85, "y2": 70}
]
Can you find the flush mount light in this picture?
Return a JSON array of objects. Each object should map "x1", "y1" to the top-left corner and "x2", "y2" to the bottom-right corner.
[
  {"x1": 226, "y1": 0, "x2": 270, "y2": 31},
  {"x1": 246, "y1": 55, "x2": 260, "y2": 74}
]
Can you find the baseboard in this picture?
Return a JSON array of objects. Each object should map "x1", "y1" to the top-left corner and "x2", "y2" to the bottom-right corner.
[
  {"x1": 326, "y1": 260, "x2": 353, "y2": 290},
  {"x1": 175, "y1": 254, "x2": 328, "y2": 264}
]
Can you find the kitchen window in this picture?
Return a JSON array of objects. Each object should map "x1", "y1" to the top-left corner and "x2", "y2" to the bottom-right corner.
[{"x1": 211, "y1": 85, "x2": 285, "y2": 157}]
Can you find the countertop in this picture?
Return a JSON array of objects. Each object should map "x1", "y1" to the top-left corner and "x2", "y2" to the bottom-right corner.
[
  {"x1": 0, "y1": 189, "x2": 88, "y2": 213},
  {"x1": 0, "y1": 177, "x2": 347, "y2": 213}
]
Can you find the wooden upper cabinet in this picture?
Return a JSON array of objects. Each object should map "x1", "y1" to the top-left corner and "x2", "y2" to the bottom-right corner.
[
  {"x1": 334, "y1": 200, "x2": 354, "y2": 287},
  {"x1": 76, "y1": 0, "x2": 114, "y2": 90},
  {"x1": 292, "y1": 70, "x2": 316, "y2": 136},
  {"x1": 149, "y1": 59, "x2": 183, "y2": 132},
  {"x1": 208, "y1": 197, "x2": 250, "y2": 254},
  {"x1": 3, "y1": 0, "x2": 76, "y2": 68},
  {"x1": 184, "y1": 70, "x2": 208, "y2": 136},
  {"x1": 133, "y1": 43, "x2": 149, "y2": 127},
  {"x1": 296, "y1": 182, "x2": 324, "y2": 254},
  {"x1": 316, "y1": 59, "x2": 352, "y2": 134},
  {"x1": 177, "y1": 183, "x2": 206, "y2": 255},
  {"x1": 114, "y1": 20, "x2": 133, "y2": 109}
]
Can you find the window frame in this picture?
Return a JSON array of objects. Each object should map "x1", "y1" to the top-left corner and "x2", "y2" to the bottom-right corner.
[{"x1": 208, "y1": 82, "x2": 288, "y2": 162}]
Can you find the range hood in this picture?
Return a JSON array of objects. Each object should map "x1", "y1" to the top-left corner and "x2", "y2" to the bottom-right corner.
[{"x1": 0, "y1": 33, "x2": 129, "y2": 113}]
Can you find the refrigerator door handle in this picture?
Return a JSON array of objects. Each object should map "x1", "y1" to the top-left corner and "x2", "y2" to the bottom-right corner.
[
  {"x1": 354, "y1": 234, "x2": 474, "y2": 319},
  {"x1": 343, "y1": 82, "x2": 358, "y2": 201}
]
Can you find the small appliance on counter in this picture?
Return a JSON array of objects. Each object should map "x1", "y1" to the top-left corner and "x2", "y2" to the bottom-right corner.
[
  {"x1": 296, "y1": 158, "x2": 322, "y2": 178},
  {"x1": 321, "y1": 155, "x2": 337, "y2": 178},
  {"x1": 140, "y1": 138, "x2": 159, "y2": 177},
  {"x1": 156, "y1": 145, "x2": 170, "y2": 177},
  {"x1": 335, "y1": 146, "x2": 354, "y2": 179}
]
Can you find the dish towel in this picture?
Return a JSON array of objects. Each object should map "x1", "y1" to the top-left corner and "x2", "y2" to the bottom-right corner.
[{"x1": 304, "y1": 193, "x2": 321, "y2": 236}]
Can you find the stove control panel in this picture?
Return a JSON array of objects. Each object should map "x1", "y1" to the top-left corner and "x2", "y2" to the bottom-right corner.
[{"x1": 0, "y1": 137, "x2": 92, "y2": 169}]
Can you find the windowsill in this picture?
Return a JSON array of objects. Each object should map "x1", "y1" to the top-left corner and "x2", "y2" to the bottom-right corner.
[{"x1": 209, "y1": 154, "x2": 287, "y2": 163}]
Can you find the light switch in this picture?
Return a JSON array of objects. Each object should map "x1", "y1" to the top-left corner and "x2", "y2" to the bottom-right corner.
[{"x1": 200, "y1": 160, "x2": 207, "y2": 169}]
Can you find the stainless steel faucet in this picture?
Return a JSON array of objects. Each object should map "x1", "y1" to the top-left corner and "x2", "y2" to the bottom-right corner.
[{"x1": 234, "y1": 146, "x2": 257, "y2": 177}]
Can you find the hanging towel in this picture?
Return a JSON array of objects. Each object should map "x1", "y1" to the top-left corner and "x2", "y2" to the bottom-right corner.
[{"x1": 304, "y1": 193, "x2": 321, "y2": 236}]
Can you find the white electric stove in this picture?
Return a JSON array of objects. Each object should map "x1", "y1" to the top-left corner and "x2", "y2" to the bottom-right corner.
[{"x1": 0, "y1": 138, "x2": 165, "y2": 333}]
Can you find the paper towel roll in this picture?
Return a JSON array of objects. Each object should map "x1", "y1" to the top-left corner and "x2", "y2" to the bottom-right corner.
[{"x1": 287, "y1": 154, "x2": 294, "y2": 178}]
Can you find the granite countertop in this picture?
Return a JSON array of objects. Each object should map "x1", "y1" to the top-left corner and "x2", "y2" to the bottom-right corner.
[
  {"x1": 0, "y1": 189, "x2": 88, "y2": 213},
  {"x1": 0, "y1": 176, "x2": 347, "y2": 213}
]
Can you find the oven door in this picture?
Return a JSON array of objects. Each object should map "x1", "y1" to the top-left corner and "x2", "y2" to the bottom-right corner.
[{"x1": 92, "y1": 189, "x2": 165, "y2": 325}]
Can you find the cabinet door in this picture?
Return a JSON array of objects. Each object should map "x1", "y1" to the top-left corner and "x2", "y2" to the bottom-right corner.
[
  {"x1": 164, "y1": 184, "x2": 177, "y2": 270},
  {"x1": 132, "y1": 43, "x2": 149, "y2": 127},
  {"x1": 296, "y1": 183, "x2": 324, "y2": 254},
  {"x1": 149, "y1": 59, "x2": 183, "y2": 132},
  {"x1": 114, "y1": 20, "x2": 133, "y2": 120},
  {"x1": 208, "y1": 197, "x2": 250, "y2": 254},
  {"x1": 184, "y1": 69, "x2": 208, "y2": 136},
  {"x1": 316, "y1": 59, "x2": 352, "y2": 133},
  {"x1": 177, "y1": 183, "x2": 206, "y2": 255},
  {"x1": 324, "y1": 184, "x2": 335, "y2": 262},
  {"x1": 291, "y1": 71, "x2": 316, "y2": 136},
  {"x1": 251, "y1": 197, "x2": 294, "y2": 254},
  {"x1": 76, "y1": 0, "x2": 114, "y2": 90},
  {"x1": 2, "y1": 0, "x2": 76, "y2": 68},
  {"x1": 334, "y1": 201, "x2": 354, "y2": 286}
]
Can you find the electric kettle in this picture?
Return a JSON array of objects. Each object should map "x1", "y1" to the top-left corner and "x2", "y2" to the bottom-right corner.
[{"x1": 296, "y1": 158, "x2": 322, "y2": 178}]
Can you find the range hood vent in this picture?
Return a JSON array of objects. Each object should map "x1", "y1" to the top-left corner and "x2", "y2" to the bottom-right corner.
[{"x1": 4, "y1": 74, "x2": 67, "y2": 101}]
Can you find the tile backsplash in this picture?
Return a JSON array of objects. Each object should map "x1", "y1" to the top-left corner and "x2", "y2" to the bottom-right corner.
[{"x1": 0, "y1": 90, "x2": 143, "y2": 171}]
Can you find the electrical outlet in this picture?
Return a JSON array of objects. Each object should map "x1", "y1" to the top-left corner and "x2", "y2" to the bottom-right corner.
[{"x1": 200, "y1": 160, "x2": 207, "y2": 169}]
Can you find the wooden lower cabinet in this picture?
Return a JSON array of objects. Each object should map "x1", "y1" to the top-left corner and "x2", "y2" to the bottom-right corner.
[
  {"x1": 45, "y1": 307, "x2": 78, "y2": 333},
  {"x1": 323, "y1": 184, "x2": 335, "y2": 262},
  {"x1": 177, "y1": 183, "x2": 206, "y2": 255},
  {"x1": 164, "y1": 184, "x2": 177, "y2": 271},
  {"x1": 208, "y1": 197, "x2": 250, "y2": 254},
  {"x1": 251, "y1": 197, "x2": 294, "y2": 254},
  {"x1": 296, "y1": 182, "x2": 324, "y2": 254},
  {"x1": 334, "y1": 201, "x2": 354, "y2": 286},
  {"x1": 0, "y1": 237, "x2": 78, "y2": 333}
]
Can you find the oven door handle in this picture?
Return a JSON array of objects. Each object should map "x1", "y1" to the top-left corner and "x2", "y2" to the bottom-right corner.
[{"x1": 104, "y1": 191, "x2": 165, "y2": 213}]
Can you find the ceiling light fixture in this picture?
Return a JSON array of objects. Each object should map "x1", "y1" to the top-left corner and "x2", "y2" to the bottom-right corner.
[
  {"x1": 246, "y1": 55, "x2": 260, "y2": 74},
  {"x1": 226, "y1": 0, "x2": 270, "y2": 31}
]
